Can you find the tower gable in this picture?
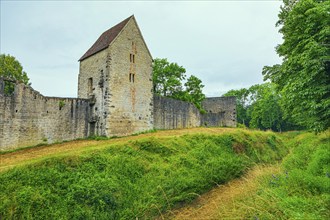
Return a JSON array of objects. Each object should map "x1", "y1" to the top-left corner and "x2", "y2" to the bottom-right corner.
[{"x1": 79, "y1": 16, "x2": 132, "y2": 61}]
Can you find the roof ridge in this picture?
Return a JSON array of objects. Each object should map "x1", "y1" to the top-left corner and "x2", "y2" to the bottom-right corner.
[{"x1": 79, "y1": 15, "x2": 133, "y2": 61}]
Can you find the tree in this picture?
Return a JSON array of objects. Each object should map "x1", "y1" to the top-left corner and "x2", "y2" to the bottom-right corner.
[
  {"x1": 152, "y1": 58, "x2": 206, "y2": 111},
  {"x1": 262, "y1": 0, "x2": 330, "y2": 132},
  {"x1": 223, "y1": 83, "x2": 302, "y2": 131},
  {"x1": 0, "y1": 54, "x2": 30, "y2": 94},
  {"x1": 248, "y1": 84, "x2": 284, "y2": 131},
  {"x1": 184, "y1": 75, "x2": 206, "y2": 110},
  {"x1": 152, "y1": 58, "x2": 186, "y2": 97}
]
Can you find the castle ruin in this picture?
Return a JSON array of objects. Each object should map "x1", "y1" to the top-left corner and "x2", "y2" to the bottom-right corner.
[{"x1": 0, "y1": 15, "x2": 236, "y2": 150}]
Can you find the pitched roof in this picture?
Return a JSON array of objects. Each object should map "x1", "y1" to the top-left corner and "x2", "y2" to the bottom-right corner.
[{"x1": 79, "y1": 15, "x2": 133, "y2": 61}]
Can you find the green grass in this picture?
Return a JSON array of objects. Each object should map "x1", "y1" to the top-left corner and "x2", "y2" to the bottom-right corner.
[
  {"x1": 0, "y1": 130, "x2": 288, "y2": 219},
  {"x1": 216, "y1": 131, "x2": 330, "y2": 219}
]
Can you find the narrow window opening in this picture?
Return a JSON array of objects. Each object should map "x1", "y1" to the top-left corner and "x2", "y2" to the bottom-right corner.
[
  {"x1": 88, "y1": 77, "x2": 93, "y2": 95},
  {"x1": 130, "y1": 54, "x2": 135, "y2": 63},
  {"x1": 129, "y1": 73, "x2": 135, "y2": 83}
]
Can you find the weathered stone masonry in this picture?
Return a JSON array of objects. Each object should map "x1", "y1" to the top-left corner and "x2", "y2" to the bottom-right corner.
[
  {"x1": 0, "y1": 80, "x2": 90, "y2": 150},
  {"x1": 78, "y1": 15, "x2": 153, "y2": 137},
  {"x1": 202, "y1": 97, "x2": 237, "y2": 127},
  {"x1": 0, "y1": 15, "x2": 236, "y2": 150},
  {"x1": 154, "y1": 95, "x2": 237, "y2": 130},
  {"x1": 153, "y1": 96, "x2": 201, "y2": 130}
]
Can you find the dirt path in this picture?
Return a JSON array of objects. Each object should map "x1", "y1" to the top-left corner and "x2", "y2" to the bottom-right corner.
[
  {"x1": 0, "y1": 127, "x2": 235, "y2": 172},
  {"x1": 163, "y1": 165, "x2": 280, "y2": 220}
]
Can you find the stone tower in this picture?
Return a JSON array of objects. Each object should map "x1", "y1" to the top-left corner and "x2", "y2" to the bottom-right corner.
[{"x1": 78, "y1": 15, "x2": 153, "y2": 137}]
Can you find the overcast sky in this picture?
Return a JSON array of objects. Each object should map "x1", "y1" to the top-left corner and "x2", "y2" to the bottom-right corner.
[{"x1": 1, "y1": 0, "x2": 283, "y2": 98}]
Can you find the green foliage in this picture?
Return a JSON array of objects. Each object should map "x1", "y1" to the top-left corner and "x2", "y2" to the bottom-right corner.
[
  {"x1": 152, "y1": 58, "x2": 186, "y2": 97},
  {"x1": 222, "y1": 131, "x2": 330, "y2": 220},
  {"x1": 184, "y1": 75, "x2": 206, "y2": 110},
  {"x1": 0, "y1": 130, "x2": 286, "y2": 219},
  {"x1": 153, "y1": 58, "x2": 206, "y2": 111},
  {"x1": 248, "y1": 83, "x2": 283, "y2": 131},
  {"x1": 0, "y1": 54, "x2": 30, "y2": 94},
  {"x1": 263, "y1": 0, "x2": 330, "y2": 132},
  {"x1": 58, "y1": 100, "x2": 65, "y2": 109},
  {"x1": 223, "y1": 83, "x2": 301, "y2": 131}
]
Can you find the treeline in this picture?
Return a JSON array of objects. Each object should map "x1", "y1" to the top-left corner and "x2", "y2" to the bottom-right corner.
[
  {"x1": 223, "y1": 83, "x2": 303, "y2": 132},
  {"x1": 225, "y1": 0, "x2": 329, "y2": 132},
  {"x1": 261, "y1": 0, "x2": 329, "y2": 132}
]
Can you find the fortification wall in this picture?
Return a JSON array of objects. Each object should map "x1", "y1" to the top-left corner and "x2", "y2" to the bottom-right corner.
[
  {"x1": 0, "y1": 82, "x2": 90, "y2": 151},
  {"x1": 153, "y1": 96, "x2": 237, "y2": 130},
  {"x1": 153, "y1": 96, "x2": 200, "y2": 130},
  {"x1": 202, "y1": 97, "x2": 237, "y2": 127},
  {"x1": 0, "y1": 81, "x2": 236, "y2": 150}
]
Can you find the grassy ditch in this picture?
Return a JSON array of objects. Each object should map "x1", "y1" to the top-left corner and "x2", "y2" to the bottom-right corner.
[
  {"x1": 0, "y1": 130, "x2": 288, "y2": 219},
  {"x1": 215, "y1": 131, "x2": 330, "y2": 219}
]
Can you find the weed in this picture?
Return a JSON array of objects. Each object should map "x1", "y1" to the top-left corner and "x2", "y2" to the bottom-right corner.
[{"x1": 58, "y1": 100, "x2": 65, "y2": 110}]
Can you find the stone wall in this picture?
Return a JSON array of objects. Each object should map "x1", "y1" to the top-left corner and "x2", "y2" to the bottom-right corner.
[
  {"x1": 0, "y1": 81, "x2": 90, "y2": 151},
  {"x1": 0, "y1": 81, "x2": 236, "y2": 150},
  {"x1": 202, "y1": 97, "x2": 237, "y2": 127},
  {"x1": 153, "y1": 96, "x2": 237, "y2": 130},
  {"x1": 78, "y1": 49, "x2": 109, "y2": 136},
  {"x1": 153, "y1": 96, "x2": 201, "y2": 130}
]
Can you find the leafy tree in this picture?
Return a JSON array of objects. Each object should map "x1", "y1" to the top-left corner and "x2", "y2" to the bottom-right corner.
[
  {"x1": 153, "y1": 58, "x2": 206, "y2": 110},
  {"x1": 248, "y1": 84, "x2": 284, "y2": 131},
  {"x1": 262, "y1": 0, "x2": 330, "y2": 132},
  {"x1": 152, "y1": 58, "x2": 186, "y2": 97},
  {"x1": 0, "y1": 54, "x2": 30, "y2": 94},
  {"x1": 223, "y1": 83, "x2": 302, "y2": 131},
  {"x1": 184, "y1": 75, "x2": 206, "y2": 110}
]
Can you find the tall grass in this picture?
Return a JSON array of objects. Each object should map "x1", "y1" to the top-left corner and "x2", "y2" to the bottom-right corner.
[
  {"x1": 0, "y1": 130, "x2": 287, "y2": 219},
  {"x1": 216, "y1": 131, "x2": 330, "y2": 219}
]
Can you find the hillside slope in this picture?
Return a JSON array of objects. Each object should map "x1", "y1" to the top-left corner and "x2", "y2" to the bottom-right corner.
[
  {"x1": 0, "y1": 128, "x2": 288, "y2": 219},
  {"x1": 168, "y1": 131, "x2": 330, "y2": 220}
]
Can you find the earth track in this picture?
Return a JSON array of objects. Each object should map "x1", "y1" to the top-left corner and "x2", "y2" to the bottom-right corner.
[{"x1": 164, "y1": 165, "x2": 280, "y2": 220}]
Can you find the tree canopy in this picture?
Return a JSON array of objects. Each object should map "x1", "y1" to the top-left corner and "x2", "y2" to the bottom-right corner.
[
  {"x1": 262, "y1": 0, "x2": 330, "y2": 132},
  {"x1": 152, "y1": 58, "x2": 205, "y2": 111},
  {"x1": 184, "y1": 75, "x2": 205, "y2": 110},
  {"x1": 0, "y1": 54, "x2": 30, "y2": 94},
  {"x1": 223, "y1": 83, "x2": 302, "y2": 132}
]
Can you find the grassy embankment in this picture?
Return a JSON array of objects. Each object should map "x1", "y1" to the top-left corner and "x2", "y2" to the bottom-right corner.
[
  {"x1": 0, "y1": 128, "x2": 287, "y2": 219},
  {"x1": 212, "y1": 131, "x2": 330, "y2": 219}
]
